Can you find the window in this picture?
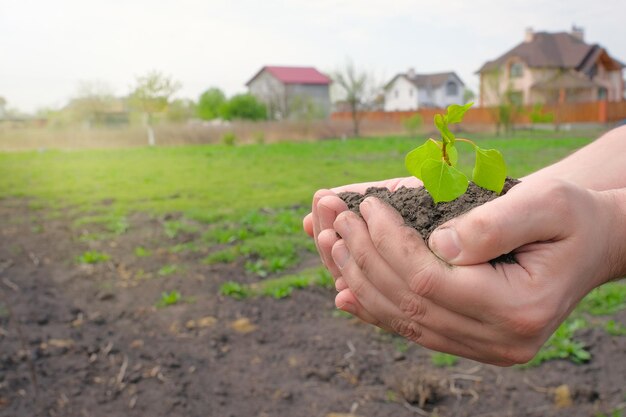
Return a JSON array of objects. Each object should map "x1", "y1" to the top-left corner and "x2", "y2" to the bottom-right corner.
[
  {"x1": 598, "y1": 87, "x2": 608, "y2": 100},
  {"x1": 510, "y1": 62, "x2": 524, "y2": 78},
  {"x1": 445, "y1": 82, "x2": 458, "y2": 96},
  {"x1": 409, "y1": 88, "x2": 413, "y2": 97},
  {"x1": 395, "y1": 89, "x2": 399, "y2": 98}
]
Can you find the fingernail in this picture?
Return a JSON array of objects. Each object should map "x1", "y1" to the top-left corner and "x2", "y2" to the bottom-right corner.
[
  {"x1": 337, "y1": 302, "x2": 355, "y2": 315},
  {"x1": 429, "y1": 227, "x2": 461, "y2": 262},
  {"x1": 360, "y1": 198, "x2": 372, "y2": 221},
  {"x1": 332, "y1": 242, "x2": 350, "y2": 270},
  {"x1": 334, "y1": 214, "x2": 352, "y2": 239}
]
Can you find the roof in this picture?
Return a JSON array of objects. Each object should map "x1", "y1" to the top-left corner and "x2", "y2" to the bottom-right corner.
[
  {"x1": 246, "y1": 66, "x2": 331, "y2": 86},
  {"x1": 531, "y1": 72, "x2": 606, "y2": 90},
  {"x1": 477, "y1": 31, "x2": 625, "y2": 73},
  {"x1": 385, "y1": 72, "x2": 464, "y2": 90}
]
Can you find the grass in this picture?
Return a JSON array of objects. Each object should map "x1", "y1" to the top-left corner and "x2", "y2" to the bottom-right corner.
[
  {"x1": 0, "y1": 135, "x2": 595, "y2": 222},
  {"x1": 220, "y1": 267, "x2": 333, "y2": 299}
]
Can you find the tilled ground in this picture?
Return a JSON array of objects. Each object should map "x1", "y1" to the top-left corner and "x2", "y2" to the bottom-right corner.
[{"x1": 1, "y1": 199, "x2": 625, "y2": 417}]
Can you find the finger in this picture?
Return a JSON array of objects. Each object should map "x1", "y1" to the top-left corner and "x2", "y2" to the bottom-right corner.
[
  {"x1": 357, "y1": 197, "x2": 525, "y2": 319},
  {"x1": 317, "y1": 195, "x2": 348, "y2": 231},
  {"x1": 333, "y1": 211, "x2": 502, "y2": 345},
  {"x1": 311, "y1": 189, "x2": 335, "y2": 242},
  {"x1": 335, "y1": 288, "x2": 385, "y2": 327},
  {"x1": 318, "y1": 228, "x2": 342, "y2": 279},
  {"x1": 336, "y1": 281, "x2": 505, "y2": 364},
  {"x1": 303, "y1": 213, "x2": 314, "y2": 237},
  {"x1": 330, "y1": 177, "x2": 422, "y2": 194},
  {"x1": 428, "y1": 180, "x2": 576, "y2": 266}
]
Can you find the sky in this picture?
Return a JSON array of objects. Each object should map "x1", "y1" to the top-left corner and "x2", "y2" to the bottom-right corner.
[{"x1": 1, "y1": 0, "x2": 625, "y2": 113}]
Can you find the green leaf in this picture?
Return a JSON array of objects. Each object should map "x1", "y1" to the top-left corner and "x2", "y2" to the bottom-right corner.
[
  {"x1": 405, "y1": 139, "x2": 441, "y2": 180},
  {"x1": 434, "y1": 114, "x2": 455, "y2": 144},
  {"x1": 446, "y1": 102, "x2": 474, "y2": 124},
  {"x1": 473, "y1": 147, "x2": 506, "y2": 193},
  {"x1": 421, "y1": 159, "x2": 468, "y2": 203},
  {"x1": 446, "y1": 142, "x2": 459, "y2": 166}
]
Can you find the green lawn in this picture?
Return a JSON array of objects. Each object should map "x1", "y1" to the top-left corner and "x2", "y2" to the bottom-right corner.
[{"x1": 0, "y1": 134, "x2": 594, "y2": 221}]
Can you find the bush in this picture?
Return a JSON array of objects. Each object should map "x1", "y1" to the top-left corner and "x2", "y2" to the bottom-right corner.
[
  {"x1": 222, "y1": 132, "x2": 237, "y2": 146},
  {"x1": 220, "y1": 94, "x2": 267, "y2": 121}
]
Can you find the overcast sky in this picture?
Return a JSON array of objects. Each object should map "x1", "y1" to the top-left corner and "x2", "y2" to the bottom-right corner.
[{"x1": 1, "y1": 0, "x2": 625, "y2": 113}]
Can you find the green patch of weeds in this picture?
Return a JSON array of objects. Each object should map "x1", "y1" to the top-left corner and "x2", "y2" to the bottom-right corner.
[
  {"x1": 219, "y1": 282, "x2": 251, "y2": 300},
  {"x1": 204, "y1": 247, "x2": 239, "y2": 264},
  {"x1": 134, "y1": 246, "x2": 152, "y2": 257},
  {"x1": 28, "y1": 200, "x2": 45, "y2": 211},
  {"x1": 220, "y1": 267, "x2": 332, "y2": 300},
  {"x1": 163, "y1": 219, "x2": 198, "y2": 239},
  {"x1": 108, "y1": 216, "x2": 129, "y2": 235},
  {"x1": 31, "y1": 224, "x2": 43, "y2": 234},
  {"x1": 76, "y1": 250, "x2": 110, "y2": 264},
  {"x1": 577, "y1": 281, "x2": 626, "y2": 316},
  {"x1": 431, "y1": 352, "x2": 459, "y2": 368},
  {"x1": 596, "y1": 410, "x2": 624, "y2": 417},
  {"x1": 156, "y1": 290, "x2": 182, "y2": 307},
  {"x1": 525, "y1": 318, "x2": 590, "y2": 367},
  {"x1": 169, "y1": 242, "x2": 198, "y2": 254},
  {"x1": 158, "y1": 264, "x2": 179, "y2": 276},
  {"x1": 604, "y1": 319, "x2": 626, "y2": 336}
]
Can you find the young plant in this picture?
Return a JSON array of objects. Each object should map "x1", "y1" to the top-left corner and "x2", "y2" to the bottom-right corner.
[
  {"x1": 405, "y1": 103, "x2": 507, "y2": 203},
  {"x1": 156, "y1": 290, "x2": 182, "y2": 307}
]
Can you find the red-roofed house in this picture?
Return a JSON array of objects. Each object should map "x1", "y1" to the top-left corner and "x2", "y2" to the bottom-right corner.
[{"x1": 246, "y1": 66, "x2": 331, "y2": 119}]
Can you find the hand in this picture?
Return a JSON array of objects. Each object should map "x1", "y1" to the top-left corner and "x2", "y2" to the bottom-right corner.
[
  {"x1": 322, "y1": 179, "x2": 626, "y2": 365},
  {"x1": 303, "y1": 176, "x2": 421, "y2": 289}
]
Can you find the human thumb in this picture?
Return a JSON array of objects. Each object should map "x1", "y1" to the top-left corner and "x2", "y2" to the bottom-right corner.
[{"x1": 427, "y1": 183, "x2": 566, "y2": 265}]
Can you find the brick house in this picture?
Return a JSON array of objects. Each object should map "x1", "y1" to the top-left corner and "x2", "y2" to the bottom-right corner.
[
  {"x1": 478, "y1": 27, "x2": 625, "y2": 106},
  {"x1": 246, "y1": 66, "x2": 331, "y2": 119},
  {"x1": 383, "y1": 69, "x2": 465, "y2": 111}
]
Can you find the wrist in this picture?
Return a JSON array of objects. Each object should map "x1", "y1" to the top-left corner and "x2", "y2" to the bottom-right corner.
[{"x1": 602, "y1": 187, "x2": 626, "y2": 283}]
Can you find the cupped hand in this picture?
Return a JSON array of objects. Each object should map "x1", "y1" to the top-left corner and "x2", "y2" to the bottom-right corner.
[
  {"x1": 327, "y1": 179, "x2": 626, "y2": 366},
  {"x1": 302, "y1": 177, "x2": 421, "y2": 290}
]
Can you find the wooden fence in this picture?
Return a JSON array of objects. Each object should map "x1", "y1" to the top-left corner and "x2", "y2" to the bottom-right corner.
[{"x1": 331, "y1": 100, "x2": 626, "y2": 126}]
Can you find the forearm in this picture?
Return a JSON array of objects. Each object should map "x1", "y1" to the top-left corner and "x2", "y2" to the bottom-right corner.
[{"x1": 524, "y1": 125, "x2": 626, "y2": 190}]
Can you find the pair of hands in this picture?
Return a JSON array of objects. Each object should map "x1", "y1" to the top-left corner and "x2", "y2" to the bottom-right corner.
[{"x1": 304, "y1": 177, "x2": 625, "y2": 366}]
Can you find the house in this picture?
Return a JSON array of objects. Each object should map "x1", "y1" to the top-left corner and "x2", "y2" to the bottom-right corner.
[
  {"x1": 246, "y1": 66, "x2": 332, "y2": 119},
  {"x1": 477, "y1": 26, "x2": 625, "y2": 106},
  {"x1": 383, "y1": 70, "x2": 465, "y2": 111}
]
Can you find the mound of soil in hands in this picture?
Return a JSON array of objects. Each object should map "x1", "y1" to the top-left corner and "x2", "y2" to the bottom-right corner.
[{"x1": 338, "y1": 178, "x2": 520, "y2": 263}]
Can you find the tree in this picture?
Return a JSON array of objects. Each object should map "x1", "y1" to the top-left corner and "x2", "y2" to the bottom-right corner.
[
  {"x1": 69, "y1": 80, "x2": 116, "y2": 127},
  {"x1": 197, "y1": 88, "x2": 226, "y2": 120},
  {"x1": 167, "y1": 98, "x2": 196, "y2": 123},
  {"x1": 130, "y1": 70, "x2": 181, "y2": 145},
  {"x1": 0, "y1": 96, "x2": 6, "y2": 118},
  {"x1": 332, "y1": 60, "x2": 377, "y2": 137},
  {"x1": 220, "y1": 94, "x2": 267, "y2": 121},
  {"x1": 481, "y1": 69, "x2": 521, "y2": 136}
]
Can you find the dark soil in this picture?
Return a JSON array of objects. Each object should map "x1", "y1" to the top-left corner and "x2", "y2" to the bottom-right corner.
[
  {"x1": 339, "y1": 178, "x2": 520, "y2": 263},
  {"x1": 1, "y1": 198, "x2": 625, "y2": 417}
]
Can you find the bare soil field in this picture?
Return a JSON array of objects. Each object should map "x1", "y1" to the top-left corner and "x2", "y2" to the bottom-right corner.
[{"x1": 1, "y1": 199, "x2": 625, "y2": 417}]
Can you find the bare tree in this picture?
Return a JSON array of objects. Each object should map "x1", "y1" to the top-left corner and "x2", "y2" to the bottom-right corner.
[
  {"x1": 332, "y1": 60, "x2": 377, "y2": 137},
  {"x1": 70, "y1": 80, "x2": 115, "y2": 127},
  {"x1": 0, "y1": 96, "x2": 6, "y2": 119},
  {"x1": 130, "y1": 70, "x2": 181, "y2": 146}
]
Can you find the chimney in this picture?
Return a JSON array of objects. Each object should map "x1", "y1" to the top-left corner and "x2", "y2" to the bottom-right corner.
[
  {"x1": 407, "y1": 67, "x2": 416, "y2": 79},
  {"x1": 524, "y1": 27, "x2": 534, "y2": 42},
  {"x1": 571, "y1": 25, "x2": 584, "y2": 41}
]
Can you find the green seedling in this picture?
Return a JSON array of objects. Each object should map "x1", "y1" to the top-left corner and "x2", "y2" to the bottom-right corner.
[
  {"x1": 158, "y1": 264, "x2": 179, "y2": 276},
  {"x1": 405, "y1": 102, "x2": 507, "y2": 203},
  {"x1": 156, "y1": 290, "x2": 182, "y2": 307},
  {"x1": 604, "y1": 319, "x2": 626, "y2": 336},
  {"x1": 76, "y1": 250, "x2": 110, "y2": 264},
  {"x1": 431, "y1": 352, "x2": 459, "y2": 368},
  {"x1": 134, "y1": 246, "x2": 152, "y2": 257}
]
